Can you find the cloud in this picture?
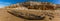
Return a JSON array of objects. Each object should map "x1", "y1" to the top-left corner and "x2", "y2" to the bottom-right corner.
[{"x1": 0, "y1": 2, "x2": 12, "y2": 8}]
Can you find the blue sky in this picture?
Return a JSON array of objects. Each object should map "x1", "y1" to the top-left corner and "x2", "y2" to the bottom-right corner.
[
  {"x1": 0, "y1": 0, "x2": 26, "y2": 8},
  {"x1": 0, "y1": 0, "x2": 60, "y2": 8}
]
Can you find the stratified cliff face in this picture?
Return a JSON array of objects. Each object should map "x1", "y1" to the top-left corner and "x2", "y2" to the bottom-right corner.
[{"x1": 3, "y1": 1, "x2": 60, "y2": 21}]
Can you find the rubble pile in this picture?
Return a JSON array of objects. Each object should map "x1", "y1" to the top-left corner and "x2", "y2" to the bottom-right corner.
[{"x1": 5, "y1": 1, "x2": 60, "y2": 21}]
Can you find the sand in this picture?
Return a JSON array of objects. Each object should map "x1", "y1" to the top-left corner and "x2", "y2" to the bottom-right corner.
[{"x1": 0, "y1": 8, "x2": 60, "y2": 21}]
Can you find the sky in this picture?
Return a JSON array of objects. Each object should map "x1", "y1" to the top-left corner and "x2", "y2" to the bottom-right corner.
[{"x1": 0, "y1": 0, "x2": 60, "y2": 8}]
